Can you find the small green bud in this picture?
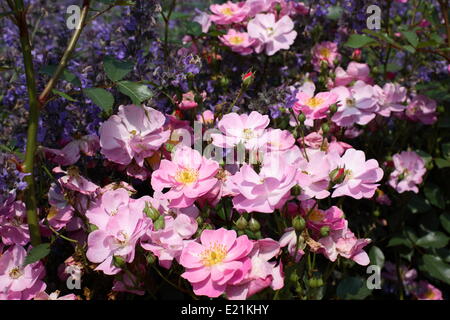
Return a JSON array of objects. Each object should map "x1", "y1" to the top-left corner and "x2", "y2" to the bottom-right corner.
[
  {"x1": 220, "y1": 76, "x2": 230, "y2": 88},
  {"x1": 165, "y1": 143, "x2": 175, "y2": 153},
  {"x1": 329, "y1": 104, "x2": 338, "y2": 114},
  {"x1": 254, "y1": 231, "x2": 262, "y2": 239},
  {"x1": 308, "y1": 277, "x2": 324, "y2": 288},
  {"x1": 113, "y1": 256, "x2": 126, "y2": 268},
  {"x1": 248, "y1": 217, "x2": 261, "y2": 232},
  {"x1": 320, "y1": 226, "x2": 330, "y2": 237},
  {"x1": 146, "y1": 253, "x2": 157, "y2": 265},
  {"x1": 203, "y1": 223, "x2": 214, "y2": 230},
  {"x1": 196, "y1": 216, "x2": 204, "y2": 225},
  {"x1": 154, "y1": 215, "x2": 165, "y2": 231},
  {"x1": 235, "y1": 216, "x2": 248, "y2": 230},
  {"x1": 144, "y1": 202, "x2": 160, "y2": 221},
  {"x1": 289, "y1": 272, "x2": 299, "y2": 283},
  {"x1": 298, "y1": 113, "x2": 306, "y2": 123},
  {"x1": 292, "y1": 216, "x2": 306, "y2": 232},
  {"x1": 291, "y1": 184, "x2": 302, "y2": 196},
  {"x1": 237, "y1": 230, "x2": 246, "y2": 236},
  {"x1": 321, "y1": 123, "x2": 330, "y2": 134}
]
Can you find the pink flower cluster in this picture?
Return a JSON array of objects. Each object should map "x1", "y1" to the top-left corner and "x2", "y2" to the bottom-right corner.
[{"x1": 196, "y1": 1, "x2": 304, "y2": 56}]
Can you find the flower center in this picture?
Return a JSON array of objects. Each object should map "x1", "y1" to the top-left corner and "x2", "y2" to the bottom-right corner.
[
  {"x1": 115, "y1": 231, "x2": 129, "y2": 246},
  {"x1": 308, "y1": 209, "x2": 325, "y2": 222},
  {"x1": 9, "y1": 267, "x2": 23, "y2": 279},
  {"x1": 229, "y1": 35, "x2": 244, "y2": 45},
  {"x1": 346, "y1": 98, "x2": 356, "y2": 107},
  {"x1": 175, "y1": 168, "x2": 199, "y2": 185},
  {"x1": 221, "y1": 7, "x2": 234, "y2": 16},
  {"x1": 319, "y1": 47, "x2": 331, "y2": 58},
  {"x1": 242, "y1": 128, "x2": 255, "y2": 141},
  {"x1": 306, "y1": 97, "x2": 324, "y2": 108},
  {"x1": 200, "y1": 243, "x2": 227, "y2": 267}
]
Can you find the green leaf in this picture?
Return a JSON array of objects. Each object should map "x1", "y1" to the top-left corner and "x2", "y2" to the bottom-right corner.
[
  {"x1": 326, "y1": 6, "x2": 343, "y2": 20},
  {"x1": 435, "y1": 158, "x2": 450, "y2": 169},
  {"x1": 416, "y1": 150, "x2": 433, "y2": 166},
  {"x1": 402, "y1": 44, "x2": 416, "y2": 54},
  {"x1": 440, "y1": 213, "x2": 450, "y2": 234},
  {"x1": 388, "y1": 236, "x2": 413, "y2": 248},
  {"x1": 344, "y1": 34, "x2": 376, "y2": 48},
  {"x1": 117, "y1": 81, "x2": 153, "y2": 105},
  {"x1": 424, "y1": 183, "x2": 445, "y2": 209},
  {"x1": 83, "y1": 88, "x2": 114, "y2": 113},
  {"x1": 416, "y1": 232, "x2": 449, "y2": 249},
  {"x1": 24, "y1": 243, "x2": 51, "y2": 266},
  {"x1": 40, "y1": 65, "x2": 81, "y2": 87},
  {"x1": 407, "y1": 195, "x2": 431, "y2": 214},
  {"x1": 419, "y1": 254, "x2": 450, "y2": 285},
  {"x1": 369, "y1": 246, "x2": 385, "y2": 268},
  {"x1": 52, "y1": 89, "x2": 78, "y2": 102},
  {"x1": 402, "y1": 31, "x2": 419, "y2": 47},
  {"x1": 442, "y1": 143, "x2": 450, "y2": 159},
  {"x1": 103, "y1": 56, "x2": 134, "y2": 82},
  {"x1": 336, "y1": 277, "x2": 372, "y2": 300}
]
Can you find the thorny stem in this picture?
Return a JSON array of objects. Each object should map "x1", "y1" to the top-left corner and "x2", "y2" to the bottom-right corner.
[
  {"x1": 12, "y1": 0, "x2": 42, "y2": 246},
  {"x1": 38, "y1": 0, "x2": 91, "y2": 105}
]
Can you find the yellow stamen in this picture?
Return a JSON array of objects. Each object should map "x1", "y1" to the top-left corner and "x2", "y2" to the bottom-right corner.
[
  {"x1": 200, "y1": 242, "x2": 227, "y2": 267},
  {"x1": 229, "y1": 36, "x2": 244, "y2": 45},
  {"x1": 175, "y1": 168, "x2": 199, "y2": 185},
  {"x1": 309, "y1": 209, "x2": 325, "y2": 222},
  {"x1": 306, "y1": 97, "x2": 325, "y2": 108},
  {"x1": 221, "y1": 7, "x2": 233, "y2": 16},
  {"x1": 319, "y1": 47, "x2": 331, "y2": 58}
]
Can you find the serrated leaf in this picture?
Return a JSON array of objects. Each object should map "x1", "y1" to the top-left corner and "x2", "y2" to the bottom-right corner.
[
  {"x1": 442, "y1": 143, "x2": 450, "y2": 159},
  {"x1": 336, "y1": 277, "x2": 372, "y2": 300},
  {"x1": 402, "y1": 31, "x2": 419, "y2": 47},
  {"x1": 83, "y1": 88, "x2": 114, "y2": 112},
  {"x1": 24, "y1": 243, "x2": 51, "y2": 266},
  {"x1": 387, "y1": 236, "x2": 413, "y2": 248},
  {"x1": 103, "y1": 56, "x2": 134, "y2": 82},
  {"x1": 407, "y1": 195, "x2": 431, "y2": 214},
  {"x1": 424, "y1": 183, "x2": 445, "y2": 209},
  {"x1": 435, "y1": 158, "x2": 450, "y2": 168},
  {"x1": 344, "y1": 34, "x2": 376, "y2": 48},
  {"x1": 440, "y1": 213, "x2": 450, "y2": 234},
  {"x1": 117, "y1": 81, "x2": 153, "y2": 105},
  {"x1": 369, "y1": 246, "x2": 385, "y2": 268},
  {"x1": 52, "y1": 89, "x2": 78, "y2": 102},
  {"x1": 419, "y1": 254, "x2": 450, "y2": 285},
  {"x1": 40, "y1": 65, "x2": 81, "y2": 87},
  {"x1": 416, "y1": 232, "x2": 449, "y2": 249}
]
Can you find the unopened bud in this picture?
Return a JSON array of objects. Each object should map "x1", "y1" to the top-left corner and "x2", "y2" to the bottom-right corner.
[
  {"x1": 146, "y1": 253, "x2": 157, "y2": 265},
  {"x1": 144, "y1": 202, "x2": 160, "y2": 221},
  {"x1": 113, "y1": 256, "x2": 126, "y2": 268},
  {"x1": 308, "y1": 277, "x2": 324, "y2": 288},
  {"x1": 321, "y1": 123, "x2": 330, "y2": 134},
  {"x1": 248, "y1": 217, "x2": 261, "y2": 232},
  {"x1": 298, "y1": 113, "x2": 306, "y2": 123},
  {"x1": 154, "y1": 215, "x2": 165, "y2": 231},
  {"x1": 329, "y1": 104, "x2": 338, "y2": 114},
  {"x1": 242, "y1": 71, "x2": 254, "y2": 87},
  {"x1": 196, "y1": 216, "x2": 203, "y2": 225},
  {"x1": 329, "y1": 167, "x2": 346, "y2": 185},
  {"x1": 292, "y1": 216, "x2": 306, "y2": 232},
  {"x1": 235, "y1": 216, "x2": 248, "y2": 230},
  {"x1": 320, "y1": 226, "x2": 330, "y2": 237},
  {"x1": 291, "y1": 185, "x2": 302, "y2": 196}
]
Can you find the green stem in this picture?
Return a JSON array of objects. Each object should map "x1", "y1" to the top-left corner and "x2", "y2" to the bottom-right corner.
[
  {"x1": 13, "y1": 0, "x2": 42, "y2": 246},
  {"x1": 39, "y1": 0, "x2": 91, "y2": 105}
]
